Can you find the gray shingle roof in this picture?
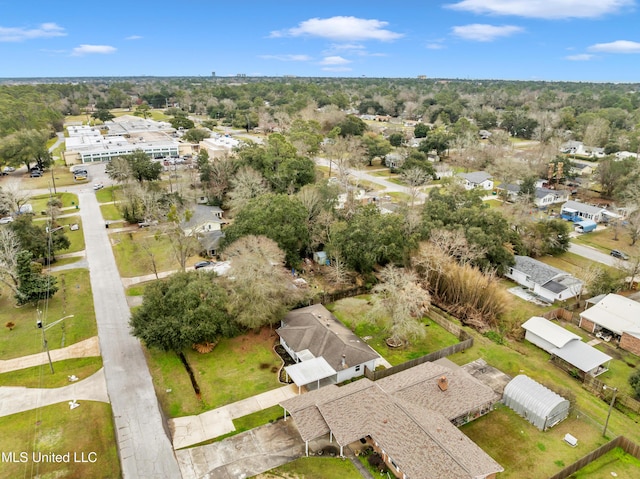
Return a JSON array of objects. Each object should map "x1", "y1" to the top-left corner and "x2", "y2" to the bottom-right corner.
[
  {"x1": 562, "y1": 200, "x2": 607, "y2": 216},
  {"x1": 458, "y1": 171, "x2": 492, "y2": 184},
  {"x1": 277, "y1": 304, "x2": 380, "y2": 371},
  {"x1": 513, "y1": 255, "x2": 567, "y2": 286}
]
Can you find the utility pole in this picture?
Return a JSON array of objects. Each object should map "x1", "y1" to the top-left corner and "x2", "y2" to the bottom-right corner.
[{"x1": 37, "y1": 312, "x2": 75, "y2": 374}]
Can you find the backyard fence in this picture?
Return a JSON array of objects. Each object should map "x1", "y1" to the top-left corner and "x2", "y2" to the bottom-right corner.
[
  {"x1": 364, "y1": 306, "x2": 473, "y2": 381},
  {"x1": 547, "y1": 436, "x2": 640, "y2": 479},
  {"x1": 583, "y1": 375, "x2": 640, "y2": 415},
  {"x1": 543, "y1": 308, "x2": 575, "y2": 322},
  {"x1": 306, "y1": 286, "x2": 370, "y2": 305}
]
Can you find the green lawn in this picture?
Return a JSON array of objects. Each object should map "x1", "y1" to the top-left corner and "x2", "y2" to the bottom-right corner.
[
  {"x1": 95, "y1": 185, "x2": 122, "y2": 204},
  {"x1": 27, "y1": 165, "x2": 90, "y2": 189},
  {"x1": 573, "y1": 227, "x2": 640, "y2": 256},
  {"x1": 328, "y1": 297, "x2": 459, "y2": 365},
  {"x1": 29, "y1": 192, "x2": 79, "y2": 211},
  {"x1": 462, "y1": 404, "x2": 609, "y2": 479},
  {"x1": 263, "y1": 456, "x2": 362, "y2": 479},
  {"x1": 0, "y1": 357, "x2": 103, "y2": 388},
  {"x1": 568, "y1": 446, "x2": 640, "y2": 478},
  {"x1": 497, "y1": 279, "x2": 557, "y2": 333},
  {"x1": 145, "y1": 328, "x2": 283, "y2": 417},
  {"x1": 0, "y1": 269, "x2": 97, "y2": 359},
  {"x1": 538, "y1": 251, "x2": 619, "y2": 277},
  {"x1": 100, "y1": 203, "x2": 123, "y2": 221},
  {"x1": 0, "y1": 401, "x2": 120, "y2": 479},
  {"x1": 32, "y1": 214, "x2": 85, "y2": 255},
  {"x1": 111, "y1": 230, "x2": 181, "y2": 277}
]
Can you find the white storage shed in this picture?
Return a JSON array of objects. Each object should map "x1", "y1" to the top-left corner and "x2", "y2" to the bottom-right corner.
[{"x1": 503, "y1": 375, "x2": 570, "y2": 431}]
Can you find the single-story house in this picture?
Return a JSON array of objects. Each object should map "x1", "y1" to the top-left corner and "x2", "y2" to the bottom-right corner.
[
  {"x1": 560, "y1": 141, "x2": 605, "y2": 159},
  {"x1": 579, "y1": 294, "x2": 640, "y2": 355},
  {"x1": 522, "y1": 316, "x2": 611, "y2": 377},
  {"x1": 503, "y1": 375, "x2": 570, "y2": 431},
  {"x1": 615, "y1": 151, "x2": 638, "y2": 161},
  {"x1": 572, "y1": 162, "x2": 594, "y2": 176},
  {"x1": 560, "y1": 200, "x2": 617, "y2": 224},
  {"x1": 496, "y1": 184, "x2": 569, "y2": 208},
  {"x1": 277, "y1": 304, "x2": 381, "y2": 390},
  {"x1": 505, "y1": 256, "x2": 583, "y2": 303},
  {"x1": 280, "y1": 361, "x2": 503, "y2": 479},
  {"x1": 458, "y1": 171, "x2": 494, "y2": 191}
]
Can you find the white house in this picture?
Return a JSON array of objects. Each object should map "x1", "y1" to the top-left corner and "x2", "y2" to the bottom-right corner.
[
  {"x1": 521, "y1": 316, "x2": 611, "y2": 377},
  {"x1": 505, "y1": 256, "x2": 583, "y2": 303},
  {"x1": 560, "y1": 200, "x2": 617, "y2": 223},
  {"x1": 180, "y1": 205, "x2": 226, "y2": 256},
  {"x1": 497, "y1": 184, "x2": 569, "y2": 208},
  {"x1": 277, "y1": 304, "x2": 381, "y2": 390},
  {"x1": 579, "y1": 294, "x2": 640, "y2": 356},
  {"x1": 458, "y1": 171, "x2": 493, "y2": 191}
]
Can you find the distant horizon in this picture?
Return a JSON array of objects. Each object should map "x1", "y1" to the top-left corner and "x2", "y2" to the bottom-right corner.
[{"x1": 2, "y1": 1, "x2": 640, "y2": 82}]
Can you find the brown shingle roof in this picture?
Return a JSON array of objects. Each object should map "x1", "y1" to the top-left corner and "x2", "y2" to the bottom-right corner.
[
  {"x1": 377, "y1": 362, "x2": 498, "y2": 420},
  {"x1": 277, "y1": 304, "x2": 380, "y2": 370},
  {"x1": 280, "y1": 362, "x2": 503, "y2": 479}
]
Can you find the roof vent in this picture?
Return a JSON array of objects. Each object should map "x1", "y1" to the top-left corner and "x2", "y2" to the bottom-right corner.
[{"x1": 437, "y1": 376, "x2": 448, "y2": 392}]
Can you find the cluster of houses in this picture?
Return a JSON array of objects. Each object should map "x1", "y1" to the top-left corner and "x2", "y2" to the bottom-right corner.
[{"x1": 273, "y1": 290, "x2": 640, "y2": 478}]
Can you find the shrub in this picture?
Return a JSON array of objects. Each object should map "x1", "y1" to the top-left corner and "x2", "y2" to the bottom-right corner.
[{"x1": 629, "y1": 369, "x2": 640, "y2": 398}]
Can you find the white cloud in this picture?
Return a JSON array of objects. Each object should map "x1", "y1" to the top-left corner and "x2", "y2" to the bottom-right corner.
[
  {"x1": 0, "y1": 22, "x2": 66, "y2": 42},
  {"x1": 270, "y1": 16, "x2": 403, "y2": 42},
  {"x1": 588, "y1": 40, "x2": 640, "y2": 53},
  {"x1": 446, "y1": 0, "x2": 633, "y2": 19},
  {"x1": 322, "y1": 66, "x2": 353, "y2": 72},
  {"x1": 319, "y1": 56, "x2": 351, "y2": 65},
  {"x1": 452, "y1": 24, "x2": 523, "y2": 42},
  {"x1": 565, "y1": 53, "x2": 594, "y2": 60},
  {"x1": 72, "y1": 44, "x2": 117, "y2": 56},
  {"x1": 259, "y1": 54, "x2": 312, "y2": 61},
  {"x1": 126, "y1": 35, "x2": 142, "y2": 40}
]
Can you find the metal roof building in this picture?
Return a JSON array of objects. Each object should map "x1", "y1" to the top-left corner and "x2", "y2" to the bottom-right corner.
[
  {"x1": 522, "y1": 316, "x2": 580, "y2": 353},
  {"x1": 503, "y1": 375, "x2": 570, "y2": 431}
]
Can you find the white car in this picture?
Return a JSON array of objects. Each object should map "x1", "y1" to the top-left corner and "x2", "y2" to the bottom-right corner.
[
  {"x1": 0, "y1": 216, "x2": 14, "y2": 224},
  {"x1": 2, "y1": 166, "x2": 15, "y2": 173},
  {"x1": 93, "y1": 183, "x2": 104, "y2": 190}
]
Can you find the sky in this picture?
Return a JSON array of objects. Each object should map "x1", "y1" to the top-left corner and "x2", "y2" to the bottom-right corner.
[{"x1": 1, "y1": 0, "x2": 640, "y2": 81}]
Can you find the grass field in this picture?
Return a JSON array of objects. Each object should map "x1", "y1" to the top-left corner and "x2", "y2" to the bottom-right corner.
[
  {"x1": 111, "y1": 230, "x2": 181, "y2": 277},
  {"x1": 29, "y1": 192, "x2": 79, "y2": 211},
  {"x1": 0, "y1": 269, "x2": 97, "y2": 359},
  {"x1": 100, "y1": 203, "x2": 123, "y2": 221},
  {"x1": 95, "y1": 185, "x2": 122, "y2": 204},
  {"x1": 328, "y1": 297, "x2": 459, "y2": 365},
  {"x1": 0, "y1": 401, "x2": 120, "y2": 479},
  {"x1": 462, "y1": 404, "x2": 609, "y2": 479},
  {"x1": 569, "y1": 446, "x2": 640, "y2": 478},
  {"x1": 0, "y1": 357, "x2": 103, "y2": 388},
  {"x1": 145, "y1": 327, "x2": 283, "y2": 417},
  {"x1": 539, "y1": 251, "x2": 620, "y2": 277},
  {"x1": 259, "y1": 457, "x2": 362, "y2": 479},
  {"x1": 573, "y1": 227, "x2": 640, "y2": 256}
]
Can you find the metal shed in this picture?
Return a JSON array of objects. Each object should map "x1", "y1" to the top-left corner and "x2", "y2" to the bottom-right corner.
[{"x1": 503, "y1": 375, "x2": 570, "y2": 431}]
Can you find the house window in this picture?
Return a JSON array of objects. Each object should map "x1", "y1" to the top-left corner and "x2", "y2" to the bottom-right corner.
[{"x1": 355, "y1": 365, "x2": 361, "y2": 372}]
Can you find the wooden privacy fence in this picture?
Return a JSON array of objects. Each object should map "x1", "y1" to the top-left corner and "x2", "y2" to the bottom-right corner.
[
  {"x1": 548, "y1": 436, "x2": 640, "y2": 479},
  {"x1": 364, "y1": 306, "x2": 473, "y2": 381},
  {"x1": 543, "y1": 308, "x2": 575, "y2": 322},
  {"x1": 583, "y1": 375, "x2": 640, "y2": 415}
]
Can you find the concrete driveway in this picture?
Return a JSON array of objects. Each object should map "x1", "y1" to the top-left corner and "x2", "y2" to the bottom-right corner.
[{"x1": 176, "y1": 419, "x2": 306, "y2": 479}]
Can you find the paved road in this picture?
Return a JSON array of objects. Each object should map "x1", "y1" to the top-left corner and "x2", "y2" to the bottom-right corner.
[
  {"x1": 568, "y1": 242, "x2": 619, "y2": 267},
  {"x1": 314, "y1": 156, "x2": 429, "y2": 204},
  {"x1": 78, "y1": 187, "x2": 182, "y2": 478}
]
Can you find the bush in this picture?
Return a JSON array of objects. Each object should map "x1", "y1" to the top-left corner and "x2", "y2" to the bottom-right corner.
[{"x1": 629, "y1": 369, "x2": 640, "y2": 397}]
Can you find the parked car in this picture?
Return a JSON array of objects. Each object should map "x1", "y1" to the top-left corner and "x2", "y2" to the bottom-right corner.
[
  {"x1": 2, "y1": 166, "x2": 15, "y2": 173},
  {"x1": 30, "y1": 170, "x2": 43, "y2": 177},
  {"x1": 0, "y1": 216, "x2": 14, "y2": 224},
  {"x1": 138, "y1": 219, "x2": 158, "y2": 228},
  {"x1": 610, "y1": 249, "x2": 629, "y2": 260},
  {"x1": 93, "y1": 183, "x2": 104, "y2": 190},
  {"x1": 194, "y1": 261, "x2": 214, "y2": 270}
]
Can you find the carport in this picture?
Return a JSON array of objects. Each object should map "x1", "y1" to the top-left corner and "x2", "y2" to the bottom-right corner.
[{"x1": 284, "y1": 356, "x2": 336, "y2": 393}]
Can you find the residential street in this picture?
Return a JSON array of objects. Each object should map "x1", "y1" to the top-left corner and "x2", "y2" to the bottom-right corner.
[
  {"x1": 78, "y1": 187, "x2": 182, "y2": 478},
  {"x1": 568, "y1": 242, "x2": 619, "y2": 268}
]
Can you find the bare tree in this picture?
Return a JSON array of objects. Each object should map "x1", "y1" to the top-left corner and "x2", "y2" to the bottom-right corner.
[
  {"x1": 625, "y1": 209, "x2": 640, "y2": 246},
  {"x1": 401, "y1": 167, "x2": 430, "y2": 206},
  {"x1": 367, "y1": 265, "x2": 430, "y2": 347},
  {"x1": 227, "y1": 166, "x2": 269, "y2": 215},
  {"x1": 323, "y1": 136, "x2": 365, "y2": 185},
  {"x1": 164, "y1": 205, "x2": 201, "y2": 271},
  {"x1": 222, "y1": 235, "x2": 307, "y2": 330},
  {"x1": 0, "y1": 228, "x2": 20, "y2": 295},
  {"x1": 1, "y1": 180, "x2": 32, "y2": 214}
]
